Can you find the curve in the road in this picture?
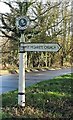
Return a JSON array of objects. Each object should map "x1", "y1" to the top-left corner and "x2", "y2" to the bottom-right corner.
[{"x1": 0, "y1": 67, "x2": 73, "y2": 94}]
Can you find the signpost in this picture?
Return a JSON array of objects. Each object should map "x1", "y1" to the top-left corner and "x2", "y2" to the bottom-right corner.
[
  {"x1": 16, "y1": 16, "x2": 30, "y2": 107},
  {"x1": 20, "y1": 43, "x2": 61, "y2": 52},
  {"x1": 16, "y1": 16, "x2": 30, "y2": 30},
  {"x1": 16, "y1": 16, "x2": 61, "y2": 107}
]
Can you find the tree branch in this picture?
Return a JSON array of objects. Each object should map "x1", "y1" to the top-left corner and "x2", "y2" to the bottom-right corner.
[
  {"x1": 3, "y1": 2, "x2": 14, "y2": 9},
  {"x1": 0, "y1": 30, "x2": 18, "y2": 41},
  {"x1": 0, "y1": 39, "x2": 9, "y2": 47}
]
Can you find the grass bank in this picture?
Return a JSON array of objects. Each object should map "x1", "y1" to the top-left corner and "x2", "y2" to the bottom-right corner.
[{"x1": 1, "y1": 73, "x2": 73, "y2": 119}]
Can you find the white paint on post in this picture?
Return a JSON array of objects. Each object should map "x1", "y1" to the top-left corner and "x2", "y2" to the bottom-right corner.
[
  {"x1": 18, "y1": 34, "x2": 25, "y2": 107},
  {"x1": 25, "y1": 52, "x2": 27, "y2": 68}
]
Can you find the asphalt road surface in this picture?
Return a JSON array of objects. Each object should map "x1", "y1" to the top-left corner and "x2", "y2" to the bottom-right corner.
[{"x1": 0, "y1": 67, "x2": 73, "y2": 94}]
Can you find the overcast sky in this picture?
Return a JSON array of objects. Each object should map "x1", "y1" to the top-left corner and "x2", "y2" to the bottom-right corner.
[
  {"x1": 0, "y1": 0, "x2": 71, "y2": 13},
  {"x1": 0, "y1": 2, "x2": 10, "y2": 13},
  {"x1": 0, "y1": 0, "x2": 46, "y2": 13}
]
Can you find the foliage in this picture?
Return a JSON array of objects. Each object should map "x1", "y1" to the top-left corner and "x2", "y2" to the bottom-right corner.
[
  {"x1": 0, "y1": 0, "x2": 72, "y2": 68},
  {"x1": 0, "y1": 1, "x2": 34, "y2": 41},
  {"x1": 1, "y1": 73, "x2": 73, "y2": 119}
]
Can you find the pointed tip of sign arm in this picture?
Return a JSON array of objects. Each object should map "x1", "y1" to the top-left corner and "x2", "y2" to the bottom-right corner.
[{"x1": 57, "y1": 43, "x2": 62, "y2": 52}]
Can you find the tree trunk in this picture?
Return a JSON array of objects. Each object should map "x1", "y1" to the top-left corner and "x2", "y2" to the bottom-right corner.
[
  {"x1": 60, "y1": 55, "x2": 64, "y2": 66},
  {"x1": 48, "y1": 53, "x2": 51, "y2": 67},
  {"x1": 45, "y1": 52, "x2": 48, "y2": 67},
  {"x1": 70, "y1": 1, "x2": 73, "y2": 66},
  {"x1": 28, "y1": 53, "x2": 33, "y2": 68}
]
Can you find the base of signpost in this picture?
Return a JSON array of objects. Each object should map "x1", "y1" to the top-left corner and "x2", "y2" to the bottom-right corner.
[{"x1": 18, "y1": 93, "x2": 25, "y2": 107}]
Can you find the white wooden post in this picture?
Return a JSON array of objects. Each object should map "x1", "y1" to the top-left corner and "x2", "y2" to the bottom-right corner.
[
  {"x1": 18, "y1": 33, "x2": 25, "y2": 107},
  {"x1": 25, "y1": 52, "x2": 27, "y2": 68},
  {"x1": 16, "y1": 14, "x2": 30, "y2": 107}
]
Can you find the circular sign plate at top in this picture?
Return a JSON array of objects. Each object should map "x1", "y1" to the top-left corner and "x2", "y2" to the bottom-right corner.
[{"x1": 16, "y1": 16, "x2": 30, "y2": 30}]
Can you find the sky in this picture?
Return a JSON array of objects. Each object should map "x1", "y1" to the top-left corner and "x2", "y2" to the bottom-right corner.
[
  {"x1": 0, "y1": 2, "x2": 10, "y2": 13},
  {"x1": 0, "y1": 0, "x2": 47, "y2": 13},
  {"x1": 0, "y1": 0, "x2": 71, "y2": 13}
]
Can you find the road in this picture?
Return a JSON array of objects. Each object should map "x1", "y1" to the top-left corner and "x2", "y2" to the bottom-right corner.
[{"x1": 0, "y1": 67, "x2": 73, "y2": 94}]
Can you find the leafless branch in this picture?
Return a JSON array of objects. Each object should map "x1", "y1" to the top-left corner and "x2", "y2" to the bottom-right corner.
[{"x1": 0, "y1": 29, "x2": 17, "y2": 41}]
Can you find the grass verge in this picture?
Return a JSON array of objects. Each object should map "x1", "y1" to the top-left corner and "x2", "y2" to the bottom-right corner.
[{"x1": 0, "y1": 73, "x2": 73, "y2": 119}]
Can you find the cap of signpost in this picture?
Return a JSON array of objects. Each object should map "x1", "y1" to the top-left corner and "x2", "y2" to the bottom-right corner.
[{"x1": 16, "y1": 16, "x2": 30, "y2": 31}]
